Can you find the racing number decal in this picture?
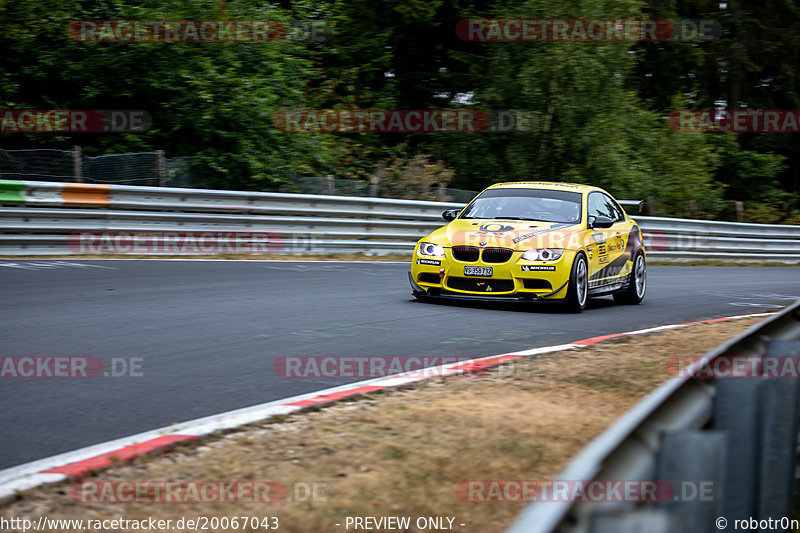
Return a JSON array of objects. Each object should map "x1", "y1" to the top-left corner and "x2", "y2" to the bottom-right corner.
[
  {"x1": 597, "y1": 245, "x2": 609, "y2": 264},
  {"x1": 592, "y1": 233, "x2": 609, "y2": 264}
]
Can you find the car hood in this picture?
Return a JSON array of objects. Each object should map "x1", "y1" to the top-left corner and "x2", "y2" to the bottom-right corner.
[{"x1": 428, "y1": 219, "x2": 584, "y2": 251}]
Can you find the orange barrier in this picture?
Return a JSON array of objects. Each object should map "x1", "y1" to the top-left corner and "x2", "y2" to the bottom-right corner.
[{"x1": 60, "y1": 184, "x2": 111, "y2": 206}]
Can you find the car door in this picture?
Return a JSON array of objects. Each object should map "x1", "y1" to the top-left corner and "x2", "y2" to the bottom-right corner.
[
  {"x1": 599, "y1": 193, "x2": 633, "y2": 280},
  {"x1": 586, "y1": 192, "x2": 627, "y2": 287}
]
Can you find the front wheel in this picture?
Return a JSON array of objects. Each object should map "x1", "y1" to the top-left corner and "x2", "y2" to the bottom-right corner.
[
  {"x1": 613, "y1": 252, "x2": 646, "y2": 305},
  {"x1": 564, "y1": 253, "x2": 588, "y2": 313}
]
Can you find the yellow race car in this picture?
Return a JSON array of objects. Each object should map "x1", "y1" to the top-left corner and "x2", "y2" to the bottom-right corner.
[{"x1": 408, "y1": 182, "x2": 646, "y2": 312}]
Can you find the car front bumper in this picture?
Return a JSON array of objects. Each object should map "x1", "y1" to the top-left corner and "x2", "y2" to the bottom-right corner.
[
  {"x1": 409, "y1": 248, "x2": 575, "y2": 301},
  {"x1": 408, "y1": 272, "x2": 567, "y2": 302}
]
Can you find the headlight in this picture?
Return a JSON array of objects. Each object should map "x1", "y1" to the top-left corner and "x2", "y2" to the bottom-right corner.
[
  {"x1": 419, "y1": 242, "x2": 445, "y2": 257},
  {"x1": 521, "y1": 248, "x2": 564, "y2": 261}
]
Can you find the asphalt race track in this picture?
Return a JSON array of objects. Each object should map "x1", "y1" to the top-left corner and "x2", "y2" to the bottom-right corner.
[{"x1": 1, "y1": 259, "x2": 799, "y2": 470}]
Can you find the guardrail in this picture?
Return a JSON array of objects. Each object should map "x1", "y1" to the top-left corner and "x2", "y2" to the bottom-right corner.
[
  {"x1": 506, "y1": 300, "x2": 800, "y2": 533},
  {"x1": 1, "y1": 180, "x2": 799, "y2": 260}
]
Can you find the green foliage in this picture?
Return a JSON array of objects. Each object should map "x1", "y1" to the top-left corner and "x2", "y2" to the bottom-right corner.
[
  {"x1": 0, "y1": 0, "x2": 797, "y2": 219},
  {"x1": 423, "y1": 0, "x2": 728, "y2": 218},
  {"x1": 0, "y1": 0, "x2": 342, "y2": 189}
]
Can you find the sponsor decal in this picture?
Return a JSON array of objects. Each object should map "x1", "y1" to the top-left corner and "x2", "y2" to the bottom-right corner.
[
  {"x1": 589, "y1": 264, "x2": 630, "y2": 281},
  {"x1": 504, "y1": 182, "x2": 584, "y2": 189},
  {"x1": 454, "y1": 224, "x2": 580, "y2": 249},
  {"x1": 512, "y1": 223, "x2": 575, "y2": 244},
  {"x1": 417, "y1": 259, "x2": 441, "y2": 266},
  {"x1": 521, "y1": 265, "x2": 556, "y2": 271},
  {"x1": 594, "y1": 237, "x2": 610, "y2": 265},
  {"x1": 478, "y1": 223, "x2": 515, "y2": 233}
]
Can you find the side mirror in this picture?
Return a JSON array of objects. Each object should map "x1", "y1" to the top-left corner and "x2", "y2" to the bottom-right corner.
[
  {"x1": 442, "y1": 209, "x2": 459, "y2": 222},
  {"x1": 590, "y1": 215, "x2": 614, "y2": 229}
]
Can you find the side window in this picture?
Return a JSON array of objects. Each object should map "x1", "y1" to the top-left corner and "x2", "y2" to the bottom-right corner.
[
  {"x1": 587, "y1": 193, "x2": 611, "y2": 220},
  {"x1": 602, "y1": 194, "x2": 625, "y2": 222}
]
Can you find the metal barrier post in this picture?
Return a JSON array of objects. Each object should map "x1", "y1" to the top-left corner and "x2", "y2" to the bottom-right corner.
[
  {"x1": 758, "y1": 339, "x2": 800, "y2": 521},
  {"x1": 72, "y1": 146, "x2": 82, "y2": 183},
  {"x1": 655, "y1": 431, "x2": 726, "y2": 533},
  {"x1": 714, "y1": 378, "x2": 763, "y2": 522}
]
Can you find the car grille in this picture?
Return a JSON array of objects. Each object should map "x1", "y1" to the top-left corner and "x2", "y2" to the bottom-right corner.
[
  {"x1": 481, "y1": 247, "x2": 514, "y2": 263},
  {"x1": 418, "y1": 273, "x2": 440, "y2": 284},
  {"x1": 447, "y1": 277, "x2": 514, "y2": 293},
  {"x1": 451, "y1": 246, "x2": 514, "y2": 263},
  {"x1": 452, "y1": 246, "x2": 480, "y2": 262}
]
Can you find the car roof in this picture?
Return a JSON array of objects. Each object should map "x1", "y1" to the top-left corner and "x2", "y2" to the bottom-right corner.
[{"x1": 486, "y1": 181, "x2": 604, "y2": 194}]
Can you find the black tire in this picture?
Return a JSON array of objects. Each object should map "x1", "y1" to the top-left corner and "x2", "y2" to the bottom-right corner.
[
  {"x1": 613, "y1": 252, "x2": 646, "y2": 305},
  {"x1": 564, "y1": 253, "x2": 588, "y2": 313}
]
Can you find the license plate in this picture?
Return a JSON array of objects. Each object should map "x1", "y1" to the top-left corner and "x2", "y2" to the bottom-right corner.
[{"x1": 464, "y1": 266, "x2": 492, "y2": 277}]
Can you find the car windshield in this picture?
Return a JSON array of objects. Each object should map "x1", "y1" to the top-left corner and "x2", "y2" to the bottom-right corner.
[{"x1": 459, "y1": 188, "x2": 582, "y2": 224}]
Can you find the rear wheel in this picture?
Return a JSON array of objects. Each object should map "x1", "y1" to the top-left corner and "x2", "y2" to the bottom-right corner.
[
  {"x1": 565, "y1": 253, "x2": 588, "y2": 313},
  {"x1": 613, "y1": 252, "x2": 646, "y2": 305}
]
